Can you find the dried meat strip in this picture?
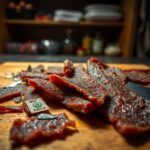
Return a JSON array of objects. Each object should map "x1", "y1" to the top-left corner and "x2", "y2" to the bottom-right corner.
[
  {"x1": 0, "y1": 106, "x2": 23, "y2": 113},
  {"x1": 87, "y1": 58, "x2": 150, "y2": 135},
  {"x1": 124, "y1": 70, "x2": 150, "y2": 85},
  {"x1": 50, "y1": 65, "x2": 108, "y2": 107},
  {"x1": 20, "y1": 72, "x2": 48, "y2": 81},
  {"x1": 63, "y1": 93, "x2": 96, "y2": 113},
  {"x1": 90, "y1": 58, "x2": 127, "y2": 84},
  {"x1": 10, "y1": 113, "x2": 75, "y2": 143},
  {"x1": 64, "y1": 59, "x2": 74, "y2": 77},
  {"x1": 28, "y1": 79, "x2": 65, "y2": 101},
  {"x1": 45, "y1": 66, "x2": 64, "y2": 76},
  {"x1": 0, "y1": 84, "x2": 27, "y2": 102},
  {"x1": 28, "y1": 79, "x2": 95, "y2": 113}
]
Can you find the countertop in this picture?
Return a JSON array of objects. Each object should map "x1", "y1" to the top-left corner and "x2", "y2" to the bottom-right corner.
[{"x1": 0, "y1": 55, "x2": 150, "y2": 65}]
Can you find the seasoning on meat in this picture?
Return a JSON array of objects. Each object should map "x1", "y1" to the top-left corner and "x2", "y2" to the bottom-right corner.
[
  {"x1": 63, "y1": 93, "x2": 96, "y2": 113},
  {"x1": 90, "y1": 57, "x2": 127, "y2": 84},
  {"x1": 0, "y1": 84, "x2": 27, "y2": 102},
  {"x1": 50, "y1": 65, "x2": 108, "y2": 107},
  {"x1": 45, "y1": 66, "x2": 64, "y2": 76},
  {"x1": 124, "y1": 70, "x2": 150, "y2": 85},
  {"x1": 20, "y1": 72, "x2": 48, "y2": 81},
  {"x1": 28, "y1": 79, "x2": 65, "y2": 101},
  {"x1": 0, "y1": 106, "x2": 23, "y2": 113},
  {"x1": 87, "y1": 58, "x2": 150, "y2": 135},
  {"x1": 10, "y1": 113, "x2": 75, "y2": 143},
  {"x1": 28, "y1": 79, "x2": 96, "y2": 113},
  {"x1": 64, "y1": 59, "x2": 74, "y2": 77}
]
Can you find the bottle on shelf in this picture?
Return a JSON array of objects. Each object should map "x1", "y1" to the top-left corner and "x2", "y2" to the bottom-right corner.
[
  {"x1": 82, "y1": 31, "x2": 93, "y2": 55},
  {"x1": 92, "y1": 32, "x2": 104, "y2": 55},
  {"x1": 63, "y1": 28, "x2": 77, "y2": 55}
]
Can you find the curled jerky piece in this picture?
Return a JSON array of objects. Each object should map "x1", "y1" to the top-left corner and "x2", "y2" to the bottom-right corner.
[
  {"x1": 10, "y1": 113, "x2": 75, "y2": 143},
  {"x1": 87, "y1": 58, "x2": 150, "y2": 135},
  {"x1": 50, "y1": 65, "x2": 108, "y2": 106},
  {"x1": 64, "y1": 59, "x2": 74, "y2": 77},
  {"x1": 28, "y1": 79, "x2": 95, "y2": 113}
]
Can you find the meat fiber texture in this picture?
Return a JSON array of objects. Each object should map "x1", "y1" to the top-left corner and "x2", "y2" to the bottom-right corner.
[
  {"x1": 89, "y1": 57, "x2": 127, "y2": 84},
  {"x1": 50, "y1": 65, "x2": 108, "y2": 107},
  {"x1": 87, "y1": 58, "x2": 150, "y2": 135},
  {"x1": 28, "y1": 79, "x2": 95, "y2": 113},
  {"x1": 0, "y1": 84, "x2": 27, "y2": 102},
  {"x1": 10, "y1": 113, "x2": 75, "y2": 143}
]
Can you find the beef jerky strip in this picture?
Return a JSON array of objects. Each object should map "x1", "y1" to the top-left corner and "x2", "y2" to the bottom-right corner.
[
  {"x1": 20, "y1": 72, "x2": 48, "y2": 81},
  {"x1": 28, "y1": 79, "x2": 64, "y2": 101},
  {"x1": 0, "y1": 84, "x2": 27, "y2": 102},
  {"x1": 50, "y1": 65, "x2": 108, "y2": 106},
  {"x1": 124, "y1": 70, "x2": 150, "y2": 85},
  {"x1": 28, "y1": 79, "x2": 95, "y2": 113},
  {"x1": 22, "y1": 86, "x2": 49, "y2": 115},
  {"x1": 87, "y1": 59, "x2": 150, "y2": 135},
  {"x1": 10, "y1": 113, "x2": 75, "y2": 143},
  {"x1": 64, "y1": 59, "x2": 74, "y2": 77},
  {"x1": 0, "y1": 106, "x2": 23, "y2": 113},
  {"x1": 45, "y1": 66, "x2": 64, "y2": 76},
  {"x1": 90, "y1": 57, "x2": 127, "y2": 84}
]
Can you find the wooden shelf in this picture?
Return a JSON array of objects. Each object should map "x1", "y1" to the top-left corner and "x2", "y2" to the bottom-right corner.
[{"x1": 4, "y1": 19, "x2": 124, "y2": 27}]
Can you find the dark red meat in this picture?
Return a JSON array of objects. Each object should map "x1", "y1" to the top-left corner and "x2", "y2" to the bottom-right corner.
[
  {"x1": 64, "y1": 59, "x2": 74, "y2": 77},
  {"x1": 63, "y1": 93, "x2": 96, "y2": 113},
  {"x1": 28, "y1": 79, "x2": 95, "y2": 113},
  {"x1": 0, "y1": 84, "x2": 27, "y2": 102},
  {"x1": 0, "y1": 106, "x2": 23, "y2": 113},
  {"x1": 22, "y1": 86, "x2": 42, "y2": 101},
  {"x1": 50, "y1": 65, "x2": 108, "y2": 107},
  {"x1": 124, "y1": 70, "x2": 150, "y2": 85},
  {"x1": 20, "y1": 72, "x2": 48, "y2": 81},
  {"x1": 89, "y1": 57, "x2": 127, "y2": 84},
  {"x1": 10, "y1": 113, "x2": 75, "y2": 143},
  {"x1": 28, "y1": 79, "x2": 65, "y2": 101},
  {"x1": 87, "y1": 58, "x2": 150, "y2": 135},
  {"x1": 45, "y1": 66, "x2": 64, "y2": 76}
]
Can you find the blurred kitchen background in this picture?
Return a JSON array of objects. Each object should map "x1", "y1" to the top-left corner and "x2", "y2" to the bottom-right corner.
[{"x1": 0, "y1": 0, "x2": 149, "y2": 58}]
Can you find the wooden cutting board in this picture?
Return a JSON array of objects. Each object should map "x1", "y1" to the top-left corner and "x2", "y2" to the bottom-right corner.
[{"x1": 0, "y1": 62, "x2": 150, "y2": 150}]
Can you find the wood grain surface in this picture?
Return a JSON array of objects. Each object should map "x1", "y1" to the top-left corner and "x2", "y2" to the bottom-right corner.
[{"x1": 0, "y1": 62, "x2": 150, "y2": 150}]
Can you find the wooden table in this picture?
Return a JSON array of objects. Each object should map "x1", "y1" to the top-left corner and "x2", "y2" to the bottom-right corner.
[{"x1": 0, "y1": 62, "x2": 150, "y2": 150}]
